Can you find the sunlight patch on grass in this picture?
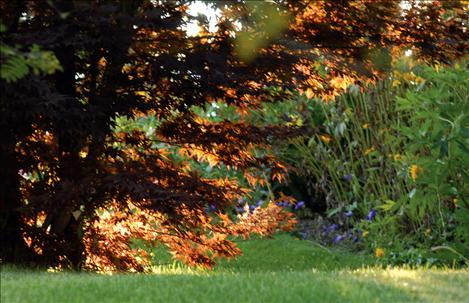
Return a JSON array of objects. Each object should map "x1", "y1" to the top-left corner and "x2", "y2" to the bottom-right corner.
[{"x1": 149, "y1": 263, "x2": 209, "y2": 276}]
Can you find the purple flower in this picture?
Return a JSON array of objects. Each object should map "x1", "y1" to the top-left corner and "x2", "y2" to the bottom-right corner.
[
  {"x1": 366, "y1": 209, "x2": 376, "y2": 221},
  {"x1": 255, "y1": 200, "x2": 263, "y2": 208},
  {"x1": 343, "y1": 174, "x2": 353, "y2": 182},
  {"x1": 333, "y1": 235, "x2": 344, "y2": 244},
  {"x1": 325, "y1": 224, "x2": 337, "y2": 233},
  {"x1": 205, "y1": 204, "x2": 216, "y2": 213},
  {"x1": 344, "y1": 210, "x2": 353, "y2": 217},
  {"x1": 235, "y1": 206, "x2": 245, "y2": 213},
  {"x1": 294, "y1": 201, "x2": 305, "y2": 210}
]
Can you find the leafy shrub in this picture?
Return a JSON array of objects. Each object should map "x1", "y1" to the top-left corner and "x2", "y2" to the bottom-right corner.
[
  {"x1": 386, "y1": 62, "x2": 469, "y2": 264},
  {"x1": 0, "y1": 42, "x2": 62, "y2": 82},
  {"x1": 281, "y1": 60, "x2": 469, "y2": 265}
]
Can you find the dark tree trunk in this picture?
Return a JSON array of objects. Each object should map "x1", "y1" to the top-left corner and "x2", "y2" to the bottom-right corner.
[
  {"x1": 39, "y1": 0, "x2": 143, "y2": 270},
  {"x1": 0, "y1": 141, "x2": 33, "y2": 264},
  {"x1": 42, "y1": 1, "x2": 86, "y2": 268},
  {"x1": 47, "y1": 43, "x2": 86, "y2": 269}
]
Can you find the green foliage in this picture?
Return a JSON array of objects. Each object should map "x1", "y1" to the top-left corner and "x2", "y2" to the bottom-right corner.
[
  {"x1": 0, "y1": 43, "x2": 62, "y2": 82},
  {"x1": 280, "y1": 60, "x2": 469, "y2": 266},
  {"x1": 390, "y1": 62, "x2": 469, "y2": 259},
  {"x1": 0, "y1": 45, "x2": 29, "y2": 82},
  {"x1": 284, "y1": 81, "x2": 407, "y2": 217}
]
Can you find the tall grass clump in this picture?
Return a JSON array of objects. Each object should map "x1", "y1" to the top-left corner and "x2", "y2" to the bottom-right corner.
[
  {"x1": 286, "y1": 81, "x2": 408, "y2": 217},
  {"x1": 282, "y1": 60, "x2": 469, "y2": 267}
]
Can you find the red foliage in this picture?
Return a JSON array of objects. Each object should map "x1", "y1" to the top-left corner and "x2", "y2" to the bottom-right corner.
[{"x1": 83, "y1": 198, "x2": 297, "y2": 272}]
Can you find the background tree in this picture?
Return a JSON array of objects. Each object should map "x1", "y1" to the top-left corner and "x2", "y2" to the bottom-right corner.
[{"x1": 0, "y1": 0, "x2": 466, "y2": 269}]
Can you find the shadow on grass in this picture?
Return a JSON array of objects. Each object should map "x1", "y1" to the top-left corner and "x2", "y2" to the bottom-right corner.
[{"x1": 214, "y1": 233, "x2": 374, "y2": 272}]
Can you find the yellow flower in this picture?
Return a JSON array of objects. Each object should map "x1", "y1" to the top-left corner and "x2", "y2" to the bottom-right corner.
[
  {"x1": 362, "y1": 230, "x2": 369, "y2": 237},
  {"x1": 414, "y1": 76, "x2": 425, "y2": 84},
  {"x1": 393, "y1": 154, "x2": 401, "y2": 161},
  {"x1": 410, "y1": 164, "x2": 420, "y2": 181},
  {"x1": 375, "y1": 248, "x2": 385, "y2": 258},
  {"x1": 379, "y1": 128, "x2": 388, "y2": 135},
  {"x1": 364, "y1": 147, "x2": 375, "y2": 155},
  {"x1": 403, "y1": 72, "x2": 415, "y2": 81},
  {"x1": 319, "y1": 134, "x2": 332, "y2": 144},
  {"x1": 362, "y1": 123, "x2": 370, "y2": 129}
]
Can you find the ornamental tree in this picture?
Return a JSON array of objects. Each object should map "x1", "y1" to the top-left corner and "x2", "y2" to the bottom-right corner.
[{"x1": 0, "y1": 0, "x2": 466, "y2": 270}]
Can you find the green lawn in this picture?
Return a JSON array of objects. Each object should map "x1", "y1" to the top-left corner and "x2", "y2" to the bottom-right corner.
[{"x1": 2, "y1": 234, "x2": 468, "y2": 303}]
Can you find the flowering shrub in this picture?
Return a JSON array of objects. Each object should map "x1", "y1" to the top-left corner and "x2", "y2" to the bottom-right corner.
[
  {"x1": 358, "y1": 62, "x2": 468, "y2": 266},
  {"x1": 381, "y1": 61, "x2": 469, "y2": 265},
  {"x1": 281, "y1": 59, "x2": 468, "y2": 266}
]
